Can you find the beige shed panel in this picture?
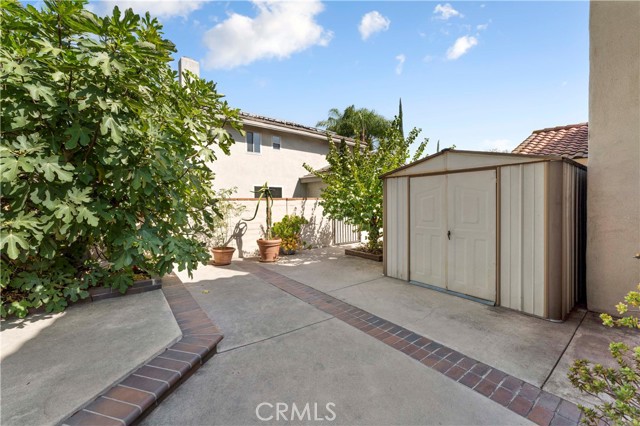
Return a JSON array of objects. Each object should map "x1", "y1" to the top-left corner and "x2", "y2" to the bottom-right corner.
[
  {"x1": 499, "y1": 163, "x2": 546, "y2": 317},
  {"x1": 382, "y1": 150, "x2": 587, "y2": 321},
  {"x1": 383, "y1": 177, "x2": 409, "y2": 280}
]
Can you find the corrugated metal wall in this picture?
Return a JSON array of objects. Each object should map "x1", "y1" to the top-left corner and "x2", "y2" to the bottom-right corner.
[
  {"x1": 499, "y1": 163, "x2": 546, "y2": 317},
  {"x1": 384, "y1": 177, "x2": 409, "y2": 280}
]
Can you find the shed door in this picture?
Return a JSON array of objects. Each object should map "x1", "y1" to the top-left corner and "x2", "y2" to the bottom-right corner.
[
  {"x1": 409, "y1": 176, "x2": 447, "y2": 289},
  {"x1": 447, "y1": 171, "x2": 496, "y2": 301},
  {"x1": 409, "y1": 170, "x2": 496, "y2": 302}
]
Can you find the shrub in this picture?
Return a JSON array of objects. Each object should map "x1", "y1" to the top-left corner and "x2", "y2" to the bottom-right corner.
[
  {"x1": 568, "y1": 284, "x2": 640, "y2": 425},
  {"x1": 0, "y1": 0, "x2": 242, "y2": 317},
  {"x1": 210, "y1": 188, "x2": 245, "y2": 249},
  {"x1": 272, "y1": 215, "x2": 308, "y2": 252}
]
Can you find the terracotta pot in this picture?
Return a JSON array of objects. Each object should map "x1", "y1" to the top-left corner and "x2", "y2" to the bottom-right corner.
[
  {"x1": 211, "y1": 246, "x2": 235, "y2": 266},
  {"x1": 257, "y1": 238, "x2": 282, "y2": 262}
]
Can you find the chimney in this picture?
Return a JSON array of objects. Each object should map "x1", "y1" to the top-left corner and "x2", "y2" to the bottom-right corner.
[{"x1": 179, "y1": 57, "x2": 200, "y2": 86}]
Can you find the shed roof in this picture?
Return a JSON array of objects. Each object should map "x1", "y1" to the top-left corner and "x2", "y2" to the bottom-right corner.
[
  {"x1": 381, "y1": 149, "x2": 584, "y2": 179},
  {"x1": 512, "y1": 123, "x2": 588, "y2": 159}
]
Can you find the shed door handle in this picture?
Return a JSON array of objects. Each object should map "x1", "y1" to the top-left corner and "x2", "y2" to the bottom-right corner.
[{"x1": 447, "y1": 230, "x2": 451, "y2": 240}]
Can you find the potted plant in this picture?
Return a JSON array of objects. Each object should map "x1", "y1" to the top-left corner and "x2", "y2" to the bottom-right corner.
[
  {"x1": 210, "y1": 188, "x2": 244, "y2": 266},
  {"x1": 272, "y1": 215, "x2": 309, "y2": 255},
  {"x1": 244, "y1": 183, "x2": 281, "y2": 262}
]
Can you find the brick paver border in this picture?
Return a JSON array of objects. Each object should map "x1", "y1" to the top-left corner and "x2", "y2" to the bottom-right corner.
[
  {"x1": 237, "y1": 262, "x2": 583, "y2": 426},
  {"x1": 62, "y1": 274, "x2": 223, "y2": 426}
]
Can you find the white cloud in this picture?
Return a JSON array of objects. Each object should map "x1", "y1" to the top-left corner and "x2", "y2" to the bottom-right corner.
[
  {"x1": 477, "y1": 23, "x2": 489, "y2": 31},
  {"x1": 433, "y1": 3, "x2": 462, "y2": 20},
  {"x1": 446, "y1": 35, "x2": 478, "y2": 60},
  {"x1": 358, "y1": 11, "x2": 390, "y2": 40},
  {"x1": 202, "y1": 1, "x2": 333, "y2": 70},
  {"x1": 91, "y1": 0, "x2": 205, "y2": 19},
  {"x1": 395, "y1": 54, "x2": 406, "y2": 75},
  {"x1": 482, "y1": 139, "x2": 513, "y2": 152}
]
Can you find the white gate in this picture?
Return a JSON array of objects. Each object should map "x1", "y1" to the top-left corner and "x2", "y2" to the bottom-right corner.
[{"x1": 332, "y1": 220, "x2": 361, "y2": 245}]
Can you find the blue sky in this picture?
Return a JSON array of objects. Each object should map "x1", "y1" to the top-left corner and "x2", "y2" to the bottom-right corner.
[{"x1": 90, "y1": 1, "x2": 589, "y2": 154}]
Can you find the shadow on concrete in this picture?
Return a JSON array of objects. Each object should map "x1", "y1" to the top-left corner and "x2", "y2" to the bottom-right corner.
[{"x1": 0, "y1": 291, "x2": 181, "y2": 426}]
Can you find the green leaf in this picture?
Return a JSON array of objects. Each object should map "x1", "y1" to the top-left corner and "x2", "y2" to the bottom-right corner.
[
  {"x1": 8, "y1": 211, "x2": 42, "y2": 233},
  {"x1": 53, "y1": 203, "x2": 75, "y2": 224},
  {"x1": 0, "y1": 230, "x2": 30, "y2": 259},
  {"x1": 23, "y1": 83, "x2": 57, "y2": 106},
  {"x1": 64, "y1": 122, "x2": 91, "y2": 149},
  {"x1": 0, "y1": 157, "x2": 19, "y2": 182},
  {"x1": 100, "y1": 115, "x2": 123, "y2": 143},
  {"x1": 88, "y1": 52, "x2": 111, "y2": 76},
  {"x1": 67, "y1": 187, "x2": 92, "y2": 204},
  {"x1": 76, "y1": 206, "x2": 99, "y2": 226},
  {"x1": 37, "y1": 156, "x2": 74, "y2": 182},
  {"x1": 11, "y1": 111, "x2": 28, "y2": 129}
]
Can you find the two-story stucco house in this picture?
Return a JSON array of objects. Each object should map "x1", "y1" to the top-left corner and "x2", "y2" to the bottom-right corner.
[
  {"x1": 179, "y1": 57, "x2": 346, "y2": 200},
  {"x1": 212, "y1": 112, "x2": 343, "y2": 199}
]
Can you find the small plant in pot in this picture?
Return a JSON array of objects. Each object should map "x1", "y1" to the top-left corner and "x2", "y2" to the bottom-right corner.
[
  {"x1": 244, "y1": 183, "x2": 281, "y2": 262},
  {"x1": 210, "y1": 188, "x2": 244, "y2": 266},
  {"x1": 272, "y1": 215, "x2": 309, "y2": 255}
]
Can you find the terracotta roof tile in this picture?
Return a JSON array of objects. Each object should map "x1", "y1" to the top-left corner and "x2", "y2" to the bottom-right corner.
[{"x1": 512, "y1": 123, "x2": 588, "y2": 159}]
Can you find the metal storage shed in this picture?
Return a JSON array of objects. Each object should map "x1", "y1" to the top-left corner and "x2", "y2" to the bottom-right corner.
[{"x1": 381, "y1": 150, "x2": 586, "y2": 321}]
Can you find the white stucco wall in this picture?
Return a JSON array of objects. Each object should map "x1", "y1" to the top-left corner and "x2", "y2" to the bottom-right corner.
[
  {"x1": 587, "y1": 1, "x2": 640, "y2": 314},
  {"x1": 216, "y1": 198, "x2": 333, "y2": 258},
  {"x1": 210, "y1": 124, "x2": 330, "y2": 198}
]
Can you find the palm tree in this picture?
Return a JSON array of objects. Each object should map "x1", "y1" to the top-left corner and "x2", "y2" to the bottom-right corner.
[{"x1": 317, "y1": 105, "x2": 391, "y2": 145}]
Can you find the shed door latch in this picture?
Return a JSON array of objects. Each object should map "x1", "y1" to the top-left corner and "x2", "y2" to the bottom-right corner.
[{"x1": 447, "y1": 230, "x2": 451, "y2": 240}]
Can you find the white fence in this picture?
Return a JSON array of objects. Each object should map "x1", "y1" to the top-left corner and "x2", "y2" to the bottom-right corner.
[
  {"x1": 332, "y1": 220, "x2": 361, "y2": 245},
  {"x1": 222, "y1": 198, "x2": 345, "y2": 258}
]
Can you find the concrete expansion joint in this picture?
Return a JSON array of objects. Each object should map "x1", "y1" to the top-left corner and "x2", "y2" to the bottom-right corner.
[
  {"x1": 217, "y1": 317, "x2": 335, "y2": 355},
  {"x1": 327, "y1": 276, "x2": 386, "y2": 293},
  {"x1": 541, "y1": 310, "x2": 588, "y2": 389}
]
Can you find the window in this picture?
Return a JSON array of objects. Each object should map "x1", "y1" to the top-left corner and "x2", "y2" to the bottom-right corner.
[
  {"x1": 254, "y1": 186, "x2": 282, "y2": 199},
  {"x1": 272, "y1": 136, "x2": 281, "y2": 150},
  {"x1": 246, "y1": 132, "x2": 261, "y2": 153}
]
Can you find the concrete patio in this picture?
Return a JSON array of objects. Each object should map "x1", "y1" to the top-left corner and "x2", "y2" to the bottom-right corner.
[
  {"x1": 142, "y1": 246, "x2": 638, "y2": 425},
  {"x1": 1, "y1": 245, "x2": 637, "y2": 425},
  {"x1": 0, "y1": 291, "x2": 181, "y2": 426}
]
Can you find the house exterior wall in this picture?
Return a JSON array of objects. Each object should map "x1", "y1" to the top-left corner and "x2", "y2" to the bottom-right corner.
[
  {"x1": 587, "y1": 1, "x2": 640, "y2": 314},
  {"x1": 210, "y1": 124, "x2": 330, "y2": 198},
  {"x1": 305, "y1": 181, "x2": 326, "y2": 198}
]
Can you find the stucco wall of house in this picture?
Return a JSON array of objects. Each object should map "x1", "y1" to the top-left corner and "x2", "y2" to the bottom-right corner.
[
  {"x1": 305, "y1": 181, "x2": 326, "y2": 198},
  {"x1": 210, "y1": 124, "x2": 330, "y2": 199},
  {"x1": 587, "y1": 1, "x2": 640, "y2": 314}
]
